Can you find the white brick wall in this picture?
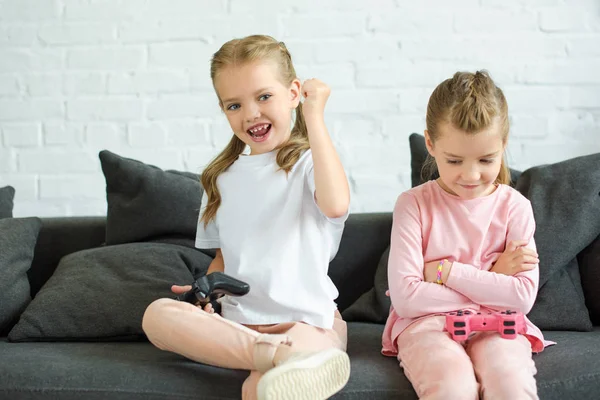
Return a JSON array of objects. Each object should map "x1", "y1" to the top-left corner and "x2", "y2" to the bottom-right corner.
[{"x1": 1, "y1": 0, "x2": 599, "y2": 217}]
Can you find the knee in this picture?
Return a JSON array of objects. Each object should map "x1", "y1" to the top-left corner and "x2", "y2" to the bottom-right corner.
[
  {"x1": 416, "y1": 370, "x2": 478, "y2": 399},
  {"x1": 427, "y1": 370, "x2": 478, "y2": 400},
  {"x1": 403, "y1": 355, "x2": 478, "y2": 400},
  {"x1": 142, "y1": 298, "x2": 177, "y2": 338},
  {"x1": 444, "y1": 383, "x2": 478, "y2": 400},
  {"x1": 481, "y1": 383, "x2": 537, "y2": 400},
  {"x1": 479, "y1": 370, "x2": 538, "y2": 400}
]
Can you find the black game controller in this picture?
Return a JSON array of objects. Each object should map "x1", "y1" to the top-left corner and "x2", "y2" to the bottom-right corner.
[{"x1": 176, "y1": 272, "x2": 250, "y2": 313}]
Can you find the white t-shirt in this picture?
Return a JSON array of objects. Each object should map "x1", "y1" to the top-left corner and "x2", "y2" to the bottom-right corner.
[{"x1": 195, "y1": 149, "x2": 347, "y2": 329}]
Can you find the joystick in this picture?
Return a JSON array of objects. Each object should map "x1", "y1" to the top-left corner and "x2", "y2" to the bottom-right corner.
[
  {"x1": 176, "y1": 272, "x2": 250, "y2": 313},
  {"x1": 445, "y1": 310, "x2": 526, "y2": 341}
]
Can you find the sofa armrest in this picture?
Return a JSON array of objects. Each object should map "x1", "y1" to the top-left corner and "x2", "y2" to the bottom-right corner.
[{"x1": 28, "y1": 217, "x2": 106, "y2": 297}]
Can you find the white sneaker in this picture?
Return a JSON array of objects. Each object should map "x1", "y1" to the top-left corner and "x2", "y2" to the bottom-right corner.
[{"x1": 256, "y1": 348, "x2": 350, "y2": 400}]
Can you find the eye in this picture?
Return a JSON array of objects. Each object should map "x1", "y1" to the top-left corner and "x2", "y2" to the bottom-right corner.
[
  {"x1": 480, "y1": 159, "x2": 494, "y2": 164},
  {"x1": 446, "y1": 159, "x2": 461, "y2": 165},
  {"x1": 226, "y1": 103, "x2": 240, "y2": 111},
  {"x1": 258, "y1": 94, "x2": 272, "y2": 101}
]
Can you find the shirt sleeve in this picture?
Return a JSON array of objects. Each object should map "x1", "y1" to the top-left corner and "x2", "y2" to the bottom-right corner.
[
  {"x1": 387, "y1": 193, "x2": 480, "y2": 319},
  {"x1": 445, "y1": 198, "x2": 539, "y2": 314},
  {"x1": 305, "y1": 155, "x2": 349, "y2": 225},
  {"x1": 194, "y1": 190, "x2": 220, "y2": 249}
]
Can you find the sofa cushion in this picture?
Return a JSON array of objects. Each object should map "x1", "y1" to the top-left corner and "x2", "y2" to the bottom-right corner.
[
  {"x1": 515, "y1": 153, "x2": 600, "y2": 331},
  {"x1": 342, "y1": 326, "x2": 600, "y2": 400},
  {"x1": 27, "y1": 217, "x2": 107, "y2": 298},
  {"x1": 8, "y1": 243, "x2": 211, "y2": 342},
  {"x1": 0, "y1": 185, "x2": 15, "y2": 219},
  {"x1": 579, "y1": 234, "x2": 600, "y2": 325},
  {"x1": 343, "y1": 322, "x2": 417, "y2": 400},
  {"x1": 99, "y1": 150, "x2": 203, "y2": 246},
  {"x1": 0, "y1": 323, "x2": 417, "y2": 400},
  {"x1": 342, "y1": 246, "x2": 391, "y2": 324},
  {"x1": 0, "y1": 339, "x2": 247, "y2": 400},
  {"x1": 0, "y1": 217, "x2": 41, "y2": 336},
  {"x1": 535, "y1": 329, "x2": 600, "y2": 399},
  {"x1": 2, "y1": 326, "x2": 598, "y2": 400}
]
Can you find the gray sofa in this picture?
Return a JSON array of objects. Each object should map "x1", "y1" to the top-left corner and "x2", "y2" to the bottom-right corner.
[{"x1": 1, "y1": 212, "x2": 600, "y2": 400}]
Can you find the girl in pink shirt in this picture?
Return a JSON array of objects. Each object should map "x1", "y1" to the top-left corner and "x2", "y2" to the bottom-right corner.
[{"x1": 382, "y1": 71, "x2": 552, "y2": 399}]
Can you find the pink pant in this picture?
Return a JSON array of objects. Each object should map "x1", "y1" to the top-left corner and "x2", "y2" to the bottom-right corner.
[
  {"x1": 142, "y1": 298, "x2": 347, "y2": 400},
  {"x1": 396, "y1": 316, "x2": 538, "y2": 400}
]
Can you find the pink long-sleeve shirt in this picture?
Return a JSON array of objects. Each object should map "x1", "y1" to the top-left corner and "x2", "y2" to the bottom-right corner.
[{"x1": 382, "y1": 180, "x2": 552, "y2": 356}]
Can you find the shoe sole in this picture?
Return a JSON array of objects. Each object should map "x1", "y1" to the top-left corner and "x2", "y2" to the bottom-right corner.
[{"x1": 256, "y1": 348, "x2": 350, "y2": 400}]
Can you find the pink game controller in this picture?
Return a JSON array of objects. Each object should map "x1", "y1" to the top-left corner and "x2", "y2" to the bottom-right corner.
[{"x1": 445, "y1": 310, "x2": 526, "y2": 341}]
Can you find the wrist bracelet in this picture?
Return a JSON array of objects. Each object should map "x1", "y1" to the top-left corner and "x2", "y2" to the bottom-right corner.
[{"x1": 436, "y1": 259, "x2": 447, "y2": 285}]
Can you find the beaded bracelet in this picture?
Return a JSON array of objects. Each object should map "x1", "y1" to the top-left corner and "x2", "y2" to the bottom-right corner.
[{"x1": 436, "y1": 259, "x2": 447, "y2": 285}]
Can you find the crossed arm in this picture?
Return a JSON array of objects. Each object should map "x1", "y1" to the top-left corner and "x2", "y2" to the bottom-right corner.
[{"x1": 388, "y1": 193, "x2": 539, "y2": 319}]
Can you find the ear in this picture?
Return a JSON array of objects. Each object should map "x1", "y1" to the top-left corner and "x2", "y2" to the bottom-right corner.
[
  {"x1": 424, "y1": 130, "x2": 435, "y2": 156},
  {"x1": 289, "y1": 78, "x2": 301, "y2": 108}
]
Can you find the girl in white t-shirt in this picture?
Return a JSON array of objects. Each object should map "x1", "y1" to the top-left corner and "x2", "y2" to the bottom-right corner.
[{"x1": 142, "y1": 34, "x2": 351, "y2": 400}]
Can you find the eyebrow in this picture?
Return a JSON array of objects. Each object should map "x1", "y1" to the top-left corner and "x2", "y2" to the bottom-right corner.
[
  {"x1": 443, "y1": 151, "x2": 500, "y2": 158},
  {"x1": 221, "y1": 87, "x2": 275, "y2": 105}
]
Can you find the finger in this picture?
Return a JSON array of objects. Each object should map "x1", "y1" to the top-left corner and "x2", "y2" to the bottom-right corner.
[
  {"x1": 171, "y1": 285, "x2": 192, "y2": 294},
  {"x1": 510, "y1": 261, "x2": 537, "y2": 274},
  {"x1": 518, "y1": 263, "x2": 537, "y2": 271},
  {"x1": 301, "y1": 79, "x2": 315, "y2": 95},
  {"x1": 204, "y1": 303, "x2": 214, "y2": 313},
  {"x1": 506, "y1": 240, "x2": 528, "y2": 252},
  {"x1": 170, "y1": 285, "x2": 183, "y2": 294},
  {"x1": 518, "y1": 255, "x2": 539, "y2": 265},
  {"x1": 518, "y1": 248, "x2": 539, "y2": 258}
]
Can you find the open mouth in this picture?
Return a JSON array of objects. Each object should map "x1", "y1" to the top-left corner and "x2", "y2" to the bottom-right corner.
[{"x1": 247, "y1": 123, "x2": 272, "y2": 142}]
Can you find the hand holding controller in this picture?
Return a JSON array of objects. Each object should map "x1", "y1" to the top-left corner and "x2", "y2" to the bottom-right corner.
[
  {"x1": 445, "y1": 310, "x2": 526, "y2": 341},
  {"x1": 176, "y1": 272, "x2": 250, "y2": 313}
]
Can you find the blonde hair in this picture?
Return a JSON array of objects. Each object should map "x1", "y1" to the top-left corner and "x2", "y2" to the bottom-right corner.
[
  {"x1": 200, "y1": 35, "x2": 309, "y2": 226},
  {"x1": 422, "y1": 70, "x2": 511, "y2": 185}
]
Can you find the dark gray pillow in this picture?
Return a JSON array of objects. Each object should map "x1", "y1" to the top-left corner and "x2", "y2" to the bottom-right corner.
[
  {"x1": 0, "y1": 186, "x2": 15, "y2": 219},
  {"x1": 8, "y1": 243, "x2": 212, "y2": 342},
  {"x1": 99, "y1": 150, "x2": 203, "y2": 246},
  {"x1": 516, "y1": 153, "x2": 600, "y2": 331},
  {"x1": 0, "y1": 217, "x2": 42, "y2": 335},
  {"x1": 408, "y1": 133, "x2": 522, "y2": 188},
  {"x1": 579, "y1": 235, "x2": 600, "y2": 325},
  {"x1": 342, "y1": 246, "x2": 391, "y2": 324}
]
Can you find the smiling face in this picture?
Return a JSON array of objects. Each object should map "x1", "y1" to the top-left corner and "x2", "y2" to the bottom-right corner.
[
  {"x1": 425, "y1": 121, "x2": 506, "y2": 199},
  {"x1": 214, "y1": 61, "x2": 301, "y2": 155}
]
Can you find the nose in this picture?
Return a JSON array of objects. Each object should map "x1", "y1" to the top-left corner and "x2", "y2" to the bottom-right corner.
[
  {"x1": 244, "y1": 103, "x2": 260, "y2": 122},
  {"x1": 461, "y1": 164, "x2": 480, "y2": 182}
]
